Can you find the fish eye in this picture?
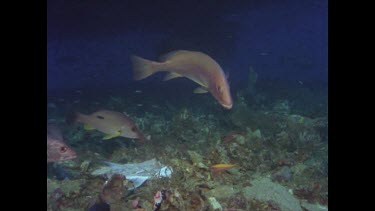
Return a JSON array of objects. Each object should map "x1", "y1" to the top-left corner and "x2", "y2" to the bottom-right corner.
[
  {"x1": 217, "y1": 85, "x2": 222, "y2": 93},
  {"x1": 131, "y1": 127, "x2": 136, "y2": 132},
  {"x1": 60, "y1": 146, "x2": 67, "y2": 153}
]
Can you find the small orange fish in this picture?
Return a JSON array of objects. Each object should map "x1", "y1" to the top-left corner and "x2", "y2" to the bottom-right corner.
[{"x1": 210, "y1": 164, "x2": 236, "y2": 171}]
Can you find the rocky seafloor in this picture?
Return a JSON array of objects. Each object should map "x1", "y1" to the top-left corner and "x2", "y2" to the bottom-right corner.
[{"x1": 47, "y1": 82, "x2": 328, "y2": 211}]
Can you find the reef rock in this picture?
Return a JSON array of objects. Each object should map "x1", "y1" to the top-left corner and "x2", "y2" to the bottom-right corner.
[
  {"x1": 242, "y1": 177, "x2": 302, "y2": 211},
  {"x1": 205, "y1": 185, "x2": 238, "y2": 200},
  {"x1": 208, "y1": 197, "x2": 222, "y2": 211},
  {"x1": 300, "y1": 201, "x2": 328, "y2": 211}
]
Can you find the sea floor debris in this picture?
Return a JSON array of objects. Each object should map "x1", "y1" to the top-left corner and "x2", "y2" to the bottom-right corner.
[
  {"x1": 47, "y1": 83, "x2": 327, "y2": 210},
  {"x1": 92, "y1": 158, "x2": 172, "y2": 190}
]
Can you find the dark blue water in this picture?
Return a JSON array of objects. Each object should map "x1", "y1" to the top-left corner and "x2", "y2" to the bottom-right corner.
[
  {"x1": 47, "y1": 1, "x2": 328, "y2": 210},
  {"x1": 48, "y1": 0, "x2": 327, "y2": 93}
]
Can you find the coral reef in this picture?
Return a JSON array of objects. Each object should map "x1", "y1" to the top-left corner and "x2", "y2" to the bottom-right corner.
[
  {"x1": 100, "y1": 174, "x2": 126, "y2": 211},
  {"x1": 47, "y1": 81, "x2": 327, "y2": 210}
]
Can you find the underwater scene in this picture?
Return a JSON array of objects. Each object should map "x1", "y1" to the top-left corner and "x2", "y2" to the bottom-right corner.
[{"x1": 47, "y1": 1, "x2": 328, "y2": 211}]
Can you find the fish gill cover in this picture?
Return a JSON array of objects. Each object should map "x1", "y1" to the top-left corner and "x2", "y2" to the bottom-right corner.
[{"x1": 47, "y1": 0, "x2": 328, "y2": 210}]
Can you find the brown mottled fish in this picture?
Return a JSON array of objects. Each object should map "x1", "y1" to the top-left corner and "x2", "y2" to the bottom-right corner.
[
  {"x1": 130, "y1": 50, "x2": 233, "y2": 109},
  {"x1": 72, "y1": 110, "x2": 145, "y2": 142},
  {"x1": 47, "y1": 124, "x2": 77, "y2": 163}
]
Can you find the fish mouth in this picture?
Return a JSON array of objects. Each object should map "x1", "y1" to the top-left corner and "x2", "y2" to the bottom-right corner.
[
  {"x1": 66, "y1": 155, "x2": 77, "y2": 160},
  {"x1": 65, "y1": 154, "x2": 77, "y2": 160}
]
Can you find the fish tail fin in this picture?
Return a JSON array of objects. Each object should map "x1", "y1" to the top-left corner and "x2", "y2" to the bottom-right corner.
[
  {"x1": 65, "y1": 111, "x2": 78, "y2": 125},
  {"x1": 65, "y1": 111, "x2": 85, "y2": 125},
  {"x1": 130, "y1": 55, "x2": 160, "y2": 80}
]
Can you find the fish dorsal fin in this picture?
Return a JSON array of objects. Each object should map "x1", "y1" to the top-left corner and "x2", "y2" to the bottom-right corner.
[
  {"x1": 103, "y1": 130, "x2": 122, "y2": 140},
  {"x1": 158, "y1": 50, "x2": 192, "y2": 62},
  {"x1": 193, "y1": 86, "x2": 209, "y2": 94},
  {"x1": 163, "y1": 72, "x2": 183, "y2": 81},
  {"x1": 84, "y1": 124, "x2": 95, "y2": 130},
  {"x1": 47, "y1": 124, "x2": 64, "y2": 140}
]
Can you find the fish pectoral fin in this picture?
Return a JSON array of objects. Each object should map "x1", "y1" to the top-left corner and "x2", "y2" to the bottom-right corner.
[
  {"x1": 163, "y1": 72, "x2": 183, "y2": 81},
  {"x1": 103, "y1": 130, "x2": 122, "y2": 140},
  {"x1": 83, "y1": 124, "x2": 95, "y2": 130},
  {"x1": 193, "y1": 86, "x2": 209, "y2": 94}
]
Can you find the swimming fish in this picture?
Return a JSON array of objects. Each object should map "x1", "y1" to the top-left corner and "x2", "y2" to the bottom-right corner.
[
  {"x1": 47, "y1": 124, "x2": 77, "y2": 163},
  {"x1": 209, "y1": 164, "x2": 236, "y2": 171},
  {"x1": 72, "y1": 110, "x2": 145, "y2": 142},
  {"x1": 130, "y1": 50, "x2": 233, "y2": 109}
]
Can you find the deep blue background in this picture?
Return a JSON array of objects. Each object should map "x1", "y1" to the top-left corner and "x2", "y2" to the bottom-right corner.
[{"x1": 47, "y1": 0, "x2": 327, "y2": 93}]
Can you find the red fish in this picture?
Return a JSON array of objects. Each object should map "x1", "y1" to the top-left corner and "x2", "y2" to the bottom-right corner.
[
  {"x1": 47, "y1": 124, "x2": 77, "y2": 163},
  {"x1": 131, "y1": 50, "x2": 233, "y2": 109}
]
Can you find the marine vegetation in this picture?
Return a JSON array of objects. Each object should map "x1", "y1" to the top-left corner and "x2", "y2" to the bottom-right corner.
[{"x1": 47, "y1": 79, "x2": 327, "y2": 211}]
